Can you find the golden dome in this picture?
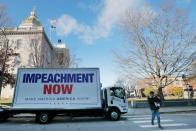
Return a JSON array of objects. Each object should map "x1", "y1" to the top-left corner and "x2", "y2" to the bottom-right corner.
[{"x1": 19, "y1": 8, "x2": 42, "y2": 28}]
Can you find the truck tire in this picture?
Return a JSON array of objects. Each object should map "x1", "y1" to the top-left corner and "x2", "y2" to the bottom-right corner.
[
  {"x1": 36, "y1": 112, "x2": 51, "y2": 124},
  {"x1": 109, "y1": 109, "x2": 120, "y2": 121},
  {"x1": 0, "y1": 114, "x2": 9, "y2": 122}
]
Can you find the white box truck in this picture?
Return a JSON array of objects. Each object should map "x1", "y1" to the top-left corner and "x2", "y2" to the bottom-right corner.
[{"x1": 0, "y1": 68, "x2": 128, "y2": 123}]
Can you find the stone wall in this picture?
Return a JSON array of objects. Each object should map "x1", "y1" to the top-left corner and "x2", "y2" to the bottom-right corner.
[{"x1": 129, "y1": 99, "x2": 196, "y2": 108}]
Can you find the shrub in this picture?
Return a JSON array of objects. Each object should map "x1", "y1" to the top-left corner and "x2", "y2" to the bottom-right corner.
[
  {"x1": 143, "y1": 87, "x2": 155, "y2": 97},
  {"x1": 165, "y1": 86, "x2": 183, "y2": 97}
]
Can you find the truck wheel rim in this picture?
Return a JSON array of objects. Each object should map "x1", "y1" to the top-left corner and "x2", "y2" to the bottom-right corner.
[
  {"x1": 111, "y1": 111, "x2": 118, "y2": 119},
  {"x1": 40, "y1": 114, "x2": 48, "y2": 122}
]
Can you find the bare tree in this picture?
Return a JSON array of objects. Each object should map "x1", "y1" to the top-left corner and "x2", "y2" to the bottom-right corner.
[
  {"x1": 54, "y1": 47, "x2": 70, "y2": 68},
  {"x1": 0, "y1": 4, "x2": 15, "y2": 98},
  {"x1": 54, "y1": 46, "x2": 81, "y2": 68},
  {"x1": 28, "y1": 38, "x2": 77, "y2": 68},
  {"x1": 28, "y1": 38, "x2": 45, "y2": 67},
  {"x1": 26, "y1": 34, "x2": 80, "y2": 68},
  {"x1": 68, "y1": 50, "x2": 81, "y2": 68},
  {"x1": 189, "y1": 61, "x2": 196, "y2": 76},
  {"x1": 115, "y1": 1, "x2": 196, "y2": 100},
  {"x1": 115, "y1": 78, "x2": 135, "y2": 98},
  {"x1": 0, "y1": 4, "x2": 10, "y2": 27}
]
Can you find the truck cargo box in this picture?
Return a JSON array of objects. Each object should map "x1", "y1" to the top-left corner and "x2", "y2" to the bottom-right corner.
[{"x1": 12, "y1": 68, "x2": 101, "y2": 110}]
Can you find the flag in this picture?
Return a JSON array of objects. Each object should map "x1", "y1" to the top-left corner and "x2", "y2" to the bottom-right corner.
[{"x1": 50, "y1": 19, "x2": 57, "y2": 28}]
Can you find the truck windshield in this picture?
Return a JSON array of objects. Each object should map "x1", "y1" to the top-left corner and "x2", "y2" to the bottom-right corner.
[{"x1": 110, "y1": 87, "x2": 125, "y2": 99}]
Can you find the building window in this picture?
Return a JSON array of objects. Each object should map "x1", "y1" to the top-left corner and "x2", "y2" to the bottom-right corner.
[
  {"x1": 14, "y1": 53, "x2": 21, "y2": 66},
  {"x1": 16, "y1": 39, "x2": 22, "y2": 49},
  {"x1": 30, "y1": 39, "x2": 38, "y2": 47},
  {"x1": 28, "y1": 53, "x2": 34, "y2": 65}
]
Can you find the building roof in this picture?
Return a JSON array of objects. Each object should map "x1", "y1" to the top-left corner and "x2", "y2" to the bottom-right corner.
[{"x1": 19, "y1": 8, "x2": 42, "y2": 28}]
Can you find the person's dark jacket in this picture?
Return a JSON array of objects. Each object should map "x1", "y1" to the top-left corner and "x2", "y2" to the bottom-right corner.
[{"x1": 147, "y1": 96, "x2": 162, "y2": 110}]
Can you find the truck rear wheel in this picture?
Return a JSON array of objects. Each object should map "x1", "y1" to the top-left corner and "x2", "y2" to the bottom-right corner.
[
  {"x1": 36, "y1": 112, "x2": 51, "y2": 124},
  {"x1": 109, "y1": 109, "x2": 120, "y2": 121},
  {"x1": 0, "y1": 115, "x2": 9, "y2": 122}
]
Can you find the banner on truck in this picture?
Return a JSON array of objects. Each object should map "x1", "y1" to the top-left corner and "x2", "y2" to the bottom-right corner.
[{"x1": 13, "y1": 68, "x2": 101, "y2": 109}]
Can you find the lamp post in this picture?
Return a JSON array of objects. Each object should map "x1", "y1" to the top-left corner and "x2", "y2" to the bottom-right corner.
[{"x1": 182, "y1": 74, "x2": 193, "y2": 99}]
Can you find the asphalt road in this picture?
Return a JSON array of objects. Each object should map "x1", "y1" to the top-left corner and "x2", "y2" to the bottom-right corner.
[{"x1": 1, "y1": 113, "x2": 196, "y2": 131}]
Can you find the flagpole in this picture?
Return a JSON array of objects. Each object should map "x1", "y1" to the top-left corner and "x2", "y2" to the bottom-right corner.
[
  {"x1": 49, "y1": 25, "x2": 51, "y2": 42},
  {"x1": 49, "y1": 19, "x2": 57, "y2": 43}
]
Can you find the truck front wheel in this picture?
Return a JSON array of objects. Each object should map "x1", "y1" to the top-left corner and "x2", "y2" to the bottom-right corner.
[
  {"x1": 0, "y1": 114, "x2": 9, "y2": 122},
  {"x1": 109, "y1": 109, "x2": 120, "y2": 121},
  {"x1": 36, "y1": 112, "x2": 51, "y2": 124}
]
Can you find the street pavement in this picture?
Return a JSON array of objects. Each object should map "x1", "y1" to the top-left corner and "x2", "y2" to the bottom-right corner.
[
  {"x1": 127, "y1": 106, "x2": 196, "y2": 115},
  {"x1": 1, "y1": 111, "x2": 196, "y2": 131},
  {"x1": 122, "y1": 113, "x2": 196, "y2": 131}
]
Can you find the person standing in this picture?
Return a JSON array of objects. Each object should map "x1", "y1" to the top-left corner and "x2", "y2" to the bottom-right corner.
[{"x1": 147, "y1": 91, "x2": 163, "y2": 129}]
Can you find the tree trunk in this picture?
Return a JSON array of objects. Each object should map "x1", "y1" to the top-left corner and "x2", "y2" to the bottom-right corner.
[
  {"x1": 157, "y1": 87, "x2": 165, "y2": 100},
  {"x1": 0, "y1": 78, "x2": 2, "y2": 99},
  {"x1": 0, "y1": 40, "x2": 9, "y2": 99}
]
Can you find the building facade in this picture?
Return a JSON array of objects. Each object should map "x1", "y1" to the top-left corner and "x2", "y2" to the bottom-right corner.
[{"x1": 0, "y1": 9, "x2": 70, "y2": 98}]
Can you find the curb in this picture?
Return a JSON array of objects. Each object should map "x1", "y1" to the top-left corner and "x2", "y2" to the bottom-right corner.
[
  {"x1": 160, "y1": 110, "x2": 196, "y2": 114},
  {"x1": 125, "y1": 108, "x2": 196, "y2": 116}
]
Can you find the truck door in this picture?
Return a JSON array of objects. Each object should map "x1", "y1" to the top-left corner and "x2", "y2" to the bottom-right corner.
[{"x1": 107, "y1": 87, "x2": 128, "y2": 113}]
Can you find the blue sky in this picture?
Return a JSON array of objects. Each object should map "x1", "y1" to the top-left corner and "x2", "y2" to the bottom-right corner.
[{"x1": 1, "y1": 0, "x2": 196, "y2": 86}]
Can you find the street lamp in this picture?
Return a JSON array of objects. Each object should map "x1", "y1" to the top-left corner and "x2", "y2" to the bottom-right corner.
[{"x1": 182, "y1": 74, "x2": 193, "y2": 99}]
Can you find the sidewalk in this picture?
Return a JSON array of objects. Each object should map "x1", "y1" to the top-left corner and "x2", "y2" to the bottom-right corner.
[{"x1": 126, "y1": 106, "x2": 196, "y2": 116}]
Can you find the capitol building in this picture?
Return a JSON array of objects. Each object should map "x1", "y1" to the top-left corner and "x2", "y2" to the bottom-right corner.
[{"x1": 0, "y1": 9, "x2": 70, "y2": 98}]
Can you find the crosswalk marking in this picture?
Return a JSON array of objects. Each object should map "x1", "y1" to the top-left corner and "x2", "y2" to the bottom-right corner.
[
  {"x1": 123, "y1": 115, "x2": 164, "y2": 121},
  {"x1": 155, "y1": 128, "x2": 196, "y2": 131},
  {"x1": 123, "y1": 115, "x2": 191, "y2": 130},
  {"x1": 133, "y1": 119, "x2": 174, "y2": 123},
  {"x1": 122, "y1": 115, "x2": 151, "y2": 118},
  {"x1": 124, "y1": 115, "x2": 164, "y2": 120},
  {"x1": 128, "y1": 117, "x2": 161, "y2": 120},
  {"x1": 128, "y1": 117, "x2": 152, "y2": 120},
  {"x1": 140, "y1": 123, "x2": 188, "y2": 128}
]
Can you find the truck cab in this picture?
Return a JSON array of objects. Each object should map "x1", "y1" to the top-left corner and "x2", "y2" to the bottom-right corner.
[{"x1": 102, "y1": 86, "x2": 128, "y2": 120}]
